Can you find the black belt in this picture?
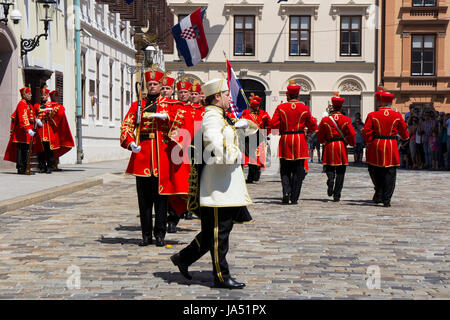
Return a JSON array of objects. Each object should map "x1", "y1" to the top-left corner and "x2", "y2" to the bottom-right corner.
[
  {"x1": 281, "y1": 130, "x2": 304, "y2": 135},
  {"x1": 140, "y1": 132, "x2": 157, "y2": 140},
  {"x1": 375, "y1": 136, "x2": 396, "y2": 140},
  {"x1": 328, "y1": 138, "x2": 344, "y2": 142}
]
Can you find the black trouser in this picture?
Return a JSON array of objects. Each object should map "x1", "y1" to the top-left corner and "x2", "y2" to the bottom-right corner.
[
  {"x1": 167, "y1": 204, "x2": 181, "y2": 226},
  {"x1": 280, "y1": 159, "x2": 306, "y2": 202},
  {"x1": 178, "y1": 206, "x2": 237, "y2": 283},
  {"x1": 16, "y1": 143, "x2": 29, "y2": 174},
  {"x1": 246, "y1": 164, "x2": 261, "y2": 183},
  {"x1": 136, "y1": 176, "x2": 168, "y2": 239},
  {"x1": 325, "y1": 165, "x2": 347, "y2": 199},
  {"x1": 368, "y1": 165, "x2": 397, "y2": 204},
  {"x1": 38, "y1": 141, "x2": 54, "y2": 171}
]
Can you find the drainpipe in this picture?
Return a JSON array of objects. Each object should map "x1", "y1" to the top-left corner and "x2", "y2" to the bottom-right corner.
[{"x1": 75, "y1": 0, "x2": 83, "y2": 164}]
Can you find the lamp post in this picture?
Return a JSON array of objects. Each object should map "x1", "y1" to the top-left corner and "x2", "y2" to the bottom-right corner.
[
  {"x1": 21, "y1": 0, "x2": 56, "y2": 58},
  {"x1": 0, "y1": 0, "x2": 21, "y2": 25}
]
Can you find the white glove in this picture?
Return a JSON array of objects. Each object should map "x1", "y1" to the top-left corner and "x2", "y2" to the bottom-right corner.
[
  {"x1": 237, "y1": 151, "x2": 243, "y2": 164},
  {"x1": 27, "y1": 129, "x2": 35, "y2": 137},
  {"x1": 234, "y1": 119, "x2": 249, "y2": 129},
  {"x1": 36, "y1": 119, "x2": 43, "y2": 127},
  {"x1": 149, "y1": 113, "x2": 169, "y2": 120},
  {"x1": 130, "y1": 142, "x2": 141, "y2": 153}
]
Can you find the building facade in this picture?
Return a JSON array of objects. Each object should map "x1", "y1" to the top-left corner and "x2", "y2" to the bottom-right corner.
[
  {"x1": 0, "y1": 0, "x2": 137, "y2": 168},
  {"x1": 165, "y1": 0, "x2": 378, "y2": 123},
  {"x1": 379, "y1": 0, "x2": 450, "y2": 115}
]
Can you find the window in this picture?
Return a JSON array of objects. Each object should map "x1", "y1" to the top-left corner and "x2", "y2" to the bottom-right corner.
[
  {"x1": 96, "y1": 56, "x2": 101, "y2": 121},
  {"x1": 290, "y1": 16, "x2": 311, "y2": 56},
  {"x1": 341, "y1": 95, "x2": 361, "y2": 121},
  {"x1": 121, "y1": 66, "x2": 124, "y2": 121},
  {"x1": 109, "y1": 61, "x2": 113, "y2": 122},
  {"x1": 340, "y1": 16, "x2": 361, "y2": 56},
  {"x1": 412, "y1": 35, "x2": 435, "y2": 76},
  {"x1": 234, "y1": 15, "x2": 255, "y2": 56},
  {"x1": 81, "y1": 52, "x2": 86, "y2": 119},
  {"x1": 412, "y1": 0, "x2": 436, "y2": 6},
  {"x1": 299, "y1": 95, "x2": 311, "y2": 108}
]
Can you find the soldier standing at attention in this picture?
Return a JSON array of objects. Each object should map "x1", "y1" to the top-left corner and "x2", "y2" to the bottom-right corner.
[
  {"x1": 317, "y1": 93, "x2": 356, "y2": 202},
  {"x1": 120, "y1": 70, "x2": 177, "y2": 247},
  {"x1": 4, "y1": 87, "x2": 43, "y2": 174},
  {"x1": 270, "y1": 81, "x2": 318, "y2": 204},
  {"x1": 362, "y1": 91, "x2": 409, "y2": 207},
  {"x1": 240, "y1": 95, "x2": 271, "y2": 183}
]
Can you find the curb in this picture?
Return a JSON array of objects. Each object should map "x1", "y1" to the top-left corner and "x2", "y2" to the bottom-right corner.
[{"x1": 0, "y1": 176, "x2": 103, "y2": 215}]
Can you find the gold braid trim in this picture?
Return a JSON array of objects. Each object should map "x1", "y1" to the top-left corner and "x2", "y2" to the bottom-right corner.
[{"x1": 187, "y1": 158, "x2": 201, "y2": 218}]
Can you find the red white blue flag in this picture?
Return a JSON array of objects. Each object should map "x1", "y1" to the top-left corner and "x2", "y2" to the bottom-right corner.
[
  {"x1": 226, "y1": 59, "x2": 249, "y2": 118},
  {"x1": 172, "y1": 8, "x2": 209, "y2": 67}
]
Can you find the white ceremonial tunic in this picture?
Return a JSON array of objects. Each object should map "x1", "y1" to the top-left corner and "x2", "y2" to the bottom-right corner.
[{"x1": 200, "y1": 105, "x2": 257, "y2": 207}]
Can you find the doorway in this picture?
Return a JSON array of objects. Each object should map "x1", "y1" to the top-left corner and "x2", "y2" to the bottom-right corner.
[{"x1": 239, "y1": 79, "x2": 266, "y2": 110}]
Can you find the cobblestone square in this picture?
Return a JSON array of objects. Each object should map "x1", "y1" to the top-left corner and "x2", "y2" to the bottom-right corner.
[{"x1": 0, "y1": 164, "x2": 449, "y2": 299}]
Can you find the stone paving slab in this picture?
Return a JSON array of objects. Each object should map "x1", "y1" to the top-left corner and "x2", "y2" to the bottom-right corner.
[{"x1": 0, "y1": 164, "x2": 449, "y2": 299}]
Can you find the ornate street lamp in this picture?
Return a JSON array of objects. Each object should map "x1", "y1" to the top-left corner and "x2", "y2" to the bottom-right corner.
[
  {"x1": 0, "y1": 0, "x2": 21, "y2": 25},
  {"x1": 21, "y1": 0, "x2": 56, "y2": 57}
]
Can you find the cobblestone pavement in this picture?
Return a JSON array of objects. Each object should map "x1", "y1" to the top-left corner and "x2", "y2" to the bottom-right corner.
[{"x1": 0, "y1": 164, "x2": 449, "y2": 299}]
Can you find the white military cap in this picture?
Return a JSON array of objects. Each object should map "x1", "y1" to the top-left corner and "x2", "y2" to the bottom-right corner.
[{"x1": 202, "y1": 78, "x2": 229, "y2": 98}]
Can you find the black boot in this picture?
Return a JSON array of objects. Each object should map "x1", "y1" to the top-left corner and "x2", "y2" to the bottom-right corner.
[
  {"x1": 155, "y1": 236, "x2": 165, "y2": 247},
  {"x1": 138, "y1": 235, "x2": 152, "y2": 246},
  {"x1": 214, "y1": 278, "x2": 246, "y2": 289},
  {"x1": 167, "y1": 222, "x2": 177, "y2": 233},
  {"x1": 184, "y1": 211, "x2": 193, "y2": 220},
  {"x1": 170, "y1": 253, "x2": 192, "y2": 280}
]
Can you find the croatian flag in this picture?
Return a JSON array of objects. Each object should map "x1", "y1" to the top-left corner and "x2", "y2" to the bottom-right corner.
[
  {"x1": 172, "y1": 8, "x2": 209, "y2": 67},
  {"x1": 226, "y1": 59, "x2": 249, "y2": 117}
]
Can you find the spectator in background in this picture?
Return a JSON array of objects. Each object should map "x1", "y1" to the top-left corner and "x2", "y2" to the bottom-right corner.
[
  {"x1": 308, "y1": 132, "x2": 321, "y2": 163},
  {"x1": 399, "y1": 138, "x2": 410, "y2": 169},
  {"x1": 421, "y1": 111, "x2": 435, "y2": 169},
  {"x1": 353, "y1": 117, "x2": 364, "y2": 164},
  {"x1": 437, "y1": 112, "x2": 447, "y2": 169},
  {"x1": 430, "y1": 129, "x2": 439, "y2": 170},
  {"x1": 408, "y1": 116, "x2": 419, "y2": 169},
  {"x1": 445, "y1": 113, "x2": 450, "y2": 170}
]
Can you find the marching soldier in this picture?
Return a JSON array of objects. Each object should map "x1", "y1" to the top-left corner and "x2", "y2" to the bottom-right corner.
[
  {"x1": 317, "y1": 93, "x2": 356, "y2": 202},
  {"x1": 176, "y1": 79, "x2": 192, "y2": 105},
  {"x1": 363, "y1": 91, "x2": 409, "y2": 207},
  {"x1": 170, "y1": 78, "x2": 258, "y2": 289},
  {"x1": 270, "y1": 81, "x2": 318, "y2": 204},
  {"x1": 4, "y1": 87, "x2": 43, "y2": 174},
  {"x1": 240, "y1": 95, "x2": 271, "y2": 183},
  {"x1": 120, "y1": 70, "x2": 179, "y2": 247}
]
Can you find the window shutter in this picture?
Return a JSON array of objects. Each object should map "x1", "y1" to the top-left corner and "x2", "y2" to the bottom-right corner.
[{"x1": 55, "y1": 71, "x2": 64, "y2": 105}]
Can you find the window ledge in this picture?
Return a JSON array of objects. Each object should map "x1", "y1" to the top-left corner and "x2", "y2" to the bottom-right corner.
[
  {"x1": 224, "y1": 2, "x2": 264, "y2": 20},
  {"x1": 279, "y1": 3, "x2": 320, "y2": 20},
  {"x1": 331, "y1": 3, "x2": 372, "y2": 19}
]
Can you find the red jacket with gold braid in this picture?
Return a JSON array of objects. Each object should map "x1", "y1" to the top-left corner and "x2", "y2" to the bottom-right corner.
[
  {"x1": 241, "y1": 108, "x2": 271, "y2": 167},
  {"x1": 317, "y1": 112, "x2": 356, "y2": 166},
  {"x1": 3, "y1": 100, "x2": 44, "y2": 163},
  {"x1": 121, "y1": 96, "x2": 184, "y2": 195},
  {"x1": 270, "y1": 100, "x2": 318, "y2": 160},
  {"x1": 35, "y1": 101, "x2": 61, "y2": 151},
  {"x1": 362, "y1": 107, "x2": 409, "y2": 167}
]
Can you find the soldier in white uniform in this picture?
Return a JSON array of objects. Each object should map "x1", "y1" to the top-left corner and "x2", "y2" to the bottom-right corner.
[{"x1": 170, "y1": 78, "x2": 258, "y2": 289}]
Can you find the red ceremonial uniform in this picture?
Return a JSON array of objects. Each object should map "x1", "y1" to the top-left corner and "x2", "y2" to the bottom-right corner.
[
  {"x1": 270, "y1": 99, "x2": 318, "y2": 160},
  {"x1": 121, "y1": 96, "x2": 182, "y2": 195},
  {"x1": 241, "y1": 108, "x2": 271, "y2": 167},
  {"x1": 4, "y1": 99, "x2": 43, "y2": 163},
  {"x1": 317, "y1": 112, "x2": 356, "y2": 166},
  {"x1": 363, "y1": 106, "x2": 409, "y2": 167},
  {"x1": 35, "y1": 101, "x2": 60, "y2": 150}
]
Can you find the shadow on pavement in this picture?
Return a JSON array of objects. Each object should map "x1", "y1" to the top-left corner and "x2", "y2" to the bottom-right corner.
[
  {"x1": 96, "y1": 236, "x2": 142, "y2": 245},
  {"x1": 115, "y1": 225, "x2": 140, "y2": 232},
  {"x1": 301, "y1": 198, "x2": 332, "y2": 203},
  {"x1": 153, "y1": 270, "x2": 214, "y2": 288}
]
